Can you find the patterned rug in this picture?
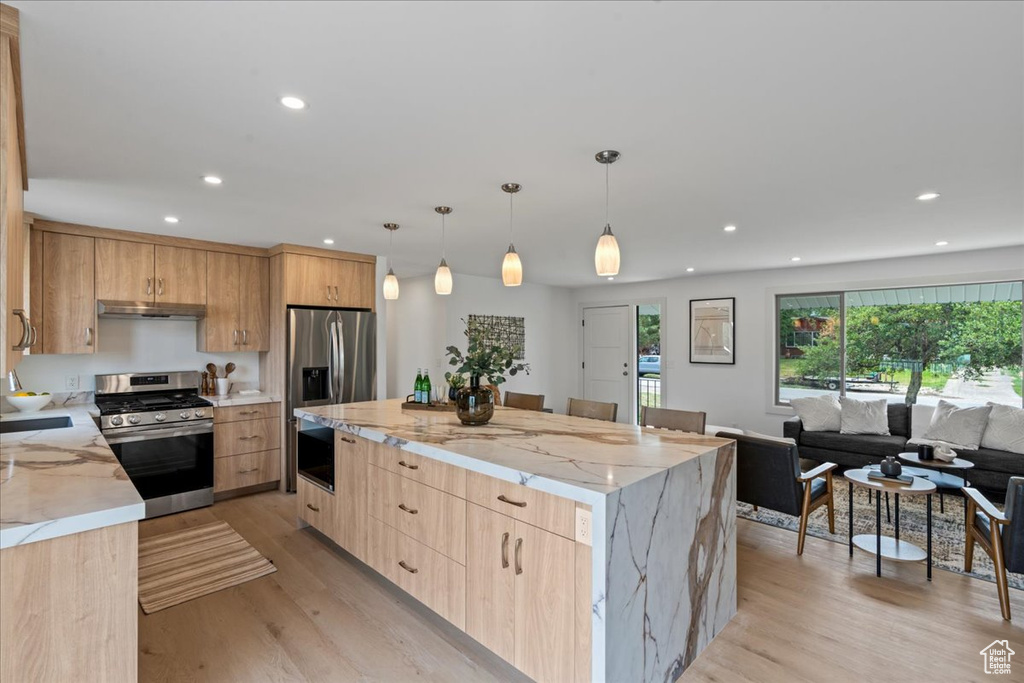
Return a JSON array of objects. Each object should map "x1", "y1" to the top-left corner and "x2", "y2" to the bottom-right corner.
[{"x1": 737, "y1": 481, "x2": 1023, "y2": 590}]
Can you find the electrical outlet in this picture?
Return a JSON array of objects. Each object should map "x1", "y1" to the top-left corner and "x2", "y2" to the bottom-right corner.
[
  {"x1": 575, "y1": 507, "x2": 593, "y2": 546},
  {"x1": 65, "y1": 375, "x2": 79, "y2": 391}
]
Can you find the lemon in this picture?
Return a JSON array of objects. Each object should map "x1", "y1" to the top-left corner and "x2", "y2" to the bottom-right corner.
[{"x1": 14, "y1": 391, "x2": 30, "y2": 397}]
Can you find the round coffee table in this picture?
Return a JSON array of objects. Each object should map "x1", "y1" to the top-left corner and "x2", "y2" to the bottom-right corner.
[
  {"x1": 898, "y1": 451, "x2": 974, "y2": 519},
  {"x1": 844, "y1": 469, "x2": 936, "y2": 580}
]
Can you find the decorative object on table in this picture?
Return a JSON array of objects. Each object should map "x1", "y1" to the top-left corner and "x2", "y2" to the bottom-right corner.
[
  {"x1": 879, "y1": 455, "x2": 903, "y2": 478},
  {"x1": 433, "y1": 206, "x2": 453, "y2": 295},
  {"x1": 866, "y1": 470, "x2": 913, "y2": 484},
  {"x1": 6, "y1": 391, "x2": 53, "y2": 412},
  {"x1": 445, "y1": 371, "x2": 466, "y2": 401},
  {"x1": 401, "y1": 399, "x2": 456, "y2": 413},
  {"x1": 214, "y1": 378, "x2": 231, "y2": 396},
  {"x1": 381, "y1": 223, "x2": 400, "y2": 300},
  {"x1": 593, "y1": 149, "x2": 622, "y2": 277},
  {"x1": 446, "y1": 318, "x2": 530, "y2": 425},
  {"x1": 467, "y1": 314, "x2": 526, "y2": 360},
  {"x1": 917, "y1": 443, "x2": 935, "y2": 460},
  {"x1": 499, "y1": 182, "x2": 523, "y2": 286},
  {"x1": 206, "y1": 362, "x2": 218, "y2": 381},
  {"x1": 689, "y1": 297, "x2": 735, "y2": 364},
  {"x1": 933, "y1": 445, "x2": 958, "y2": 463},
  {"x1": 201, "y1": 371, "x2": 209, "y2": 395}
]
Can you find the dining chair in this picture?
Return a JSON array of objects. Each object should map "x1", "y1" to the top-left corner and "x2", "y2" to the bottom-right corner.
[
  {"x1": 724, "y1": 431, "x2": 837, "y2": 555},
  {"x1": 504, "y1": 391, "x2": 545, "y2": 411},
  {"x1": 640, "y1": 406, "x2": 707, "y2": 434},
  {"x1": 964, "y1": 477, "x2": 1024, "y2": 620},
  {"x1": 566, "y1": 398, "x2": 618, "y2": 422}
]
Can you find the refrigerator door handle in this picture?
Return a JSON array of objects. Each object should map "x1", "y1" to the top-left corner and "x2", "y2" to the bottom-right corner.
[
  {"x1": 325, "y1": 314, "x2": 336, "y2": 403},
  {"x1": 336, "y1": 316, "x2": 346, "y2": 403},
  {"x1": 329, "y1": 315, "x2": 342, "y2": 403}
]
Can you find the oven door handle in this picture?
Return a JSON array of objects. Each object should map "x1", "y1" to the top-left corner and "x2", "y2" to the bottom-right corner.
[{"x1": 103, "y1": 423, "x2": 214, "y2": 445}]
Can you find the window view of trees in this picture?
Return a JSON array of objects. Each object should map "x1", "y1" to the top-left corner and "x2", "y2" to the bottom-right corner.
[{"x1": 778, "y1": 283, "x2": 1023, "y2": 407}]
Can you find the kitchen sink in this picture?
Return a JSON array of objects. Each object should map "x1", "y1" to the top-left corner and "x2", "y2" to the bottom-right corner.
[{"x1": 0, "y1": 415, "x2": 73, "y2": 434}]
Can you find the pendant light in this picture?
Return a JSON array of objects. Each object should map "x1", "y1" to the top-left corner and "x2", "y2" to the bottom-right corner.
[
  {"x1": 382, "y1": 223, "x2": 400, "y2": 301},
  {"x1": 501, "y1": 182, "x2": 523, "y2": 286},
  {"x1": 434, "y1": 206, "x2": 453, "y2": 295},
  {"x1": 594, "y1": 150, "x2": 621, "y2": 277}
]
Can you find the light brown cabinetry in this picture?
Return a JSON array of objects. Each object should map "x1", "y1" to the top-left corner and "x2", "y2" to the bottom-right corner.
[
  {"x1": 198, "y1": 252, "x2": 269, "y2": 352},
  {"x1": 297, "y1": 476, "x2": 335, "y2": 537},
  {"x1": 213, "y1": 402, "x2": 281, "y2": 494},
  {"x1": 466, "y1": 469, "x2": 576, "y2": 539},
  {"x1": 283, "y1": 254, "x2": 375, "y2": 309},
  {"x1": 95, "y1": 239, "x2": 207, "y2": 305},
  {"x1": 295, "y1": 430, "x2": 368, "y2": 561},
  {"x1": 154, "y1": 246, "x2": 206, "y2": 304},
  {"x1": 38, "y1": 232, "x2": 96, "y2": 355},
  {"x1": 466, "y1": 503, "x2": 576, "y2": 683}
]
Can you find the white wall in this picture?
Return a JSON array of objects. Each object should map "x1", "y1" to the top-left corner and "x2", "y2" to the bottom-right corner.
[
  {"x1": 386, "y1": 272, "x2": 577, "y2": 411},
  {"x1": 572, "y1": 246, "x2": 1024, "y2": 435},
  {"x1": 8, "y1": 318, "x2": 259, "y2": 393}
]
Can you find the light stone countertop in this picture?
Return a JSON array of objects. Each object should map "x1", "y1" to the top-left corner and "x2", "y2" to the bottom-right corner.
[
  {"x1": 0, "y1": 406, "x2": 144, "y2": 549},
  {"x1": 205, "y1": 392, "x2": 282, "y2": 408},
  {"x1": 295, "y1": 398, "x2": 733, "y2": 506}
]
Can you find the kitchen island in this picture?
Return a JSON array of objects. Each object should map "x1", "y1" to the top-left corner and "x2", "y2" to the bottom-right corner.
[{"x1": 295, "y1": 399, "x2": 736, "y2": 683}]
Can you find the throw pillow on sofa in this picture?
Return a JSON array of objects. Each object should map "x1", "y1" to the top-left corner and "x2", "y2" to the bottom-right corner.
[
  {"x1": 839, "y1": 397, "x2": 890, "y2": 435},
  {"x1": 922, "y1": 399, "x2": 992, "y2": 450},
  {"x1": 789, "y1": 394, "x2": 841, "y2": 432},
  {"x1": 981, "y1": 402, "x2": 1024, "y2": 455}
]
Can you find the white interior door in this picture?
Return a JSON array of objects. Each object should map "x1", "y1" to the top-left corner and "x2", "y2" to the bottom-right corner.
[{"x1": 582, "y1": 305, "x2": 632, "y2": 423}]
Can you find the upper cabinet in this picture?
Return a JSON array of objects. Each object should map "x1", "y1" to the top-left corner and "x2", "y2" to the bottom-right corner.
[
  {"x1": 198, "y1": 252, "x2": 269, "y2": 352},
  {"x1": 37, "y1": 231, "x2": 96, "y2": 355},
  {"x1": 95, "y1": 239, "x2": 207, "y2": 304},
  {"x1": 283, "y1": 253, "x2": 375, "y2": 309}
]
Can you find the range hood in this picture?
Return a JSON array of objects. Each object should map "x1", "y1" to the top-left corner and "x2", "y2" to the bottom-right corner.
[{"x1": 97, "y1": 300, "x2": 207, "y2": 320}]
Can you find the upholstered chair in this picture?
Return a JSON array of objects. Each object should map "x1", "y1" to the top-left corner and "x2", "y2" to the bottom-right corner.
[{"x1": 965, "y1": 477, "x2": 1024, "y2": 620}]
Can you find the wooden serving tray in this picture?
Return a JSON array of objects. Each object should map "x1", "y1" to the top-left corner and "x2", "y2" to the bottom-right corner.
[{"x1": 401, "y1": 401, "x2": 456, "y2": 412}]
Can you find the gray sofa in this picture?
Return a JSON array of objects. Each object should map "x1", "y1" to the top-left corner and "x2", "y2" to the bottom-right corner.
[{"x1": 783, "y1": 403, "x2": 1022, "y2": 498}]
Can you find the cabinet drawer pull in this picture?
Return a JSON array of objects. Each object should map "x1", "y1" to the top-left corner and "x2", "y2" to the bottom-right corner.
[
  {"x1": 326, "y1": 285, "x2": 332, "y2": 301},
  {"x1": 238, "y1": 410, "x2": 260, "y2": 416},
  {"x1": 398, "y1": 460, "x2": 419, "y2": 470},
  {"x1": 146, "y1": 277, "x2": 152, "y2": 296},
  {"x1": 85, "y1": 327, "x2": 94, "y2": 347},
  {"x1": 501, "y1": 532, "x2": 510, "y2": 569},
  {"x1": 514, "y1": 537, "x2": 523, "y2": 575},
  {"x1": 398, "y1": 503, "x2": 418, "y2": 515},
  {"x1": 498, "y1": 494, "x2": 527, "y2": 508},
  {"x1": 238, "y1": 467, "x2": 260, "y2": 474},
  {"x1": 239, "y1": 435, "x2": 262, "y2": 440},
  {"x1": 334, "y1": 285, "x2": 339, "y2": 301},
  {"x1": 233, "y1": 329, "x2": 239, "y2": 346},
  {"x1": 306, "y1": 503, "x2": 320, "y2": 512},
  {"x1": 242, "y1": 329, "x2": 249, "y2": 345},
  {"x1": 28, "y1": 325, "x2": 38, "y2": 348},
  {"x1": 158, "y1": 278, "x2": 164, "y2": 296},
  {"x1": 11, "y1": 310, "x2": 29, "y2": 350},
  {"x1": 398, "y1": 560, "x2": 418, "y2": 574},
  {"x1": 340, "y1": 436, "x2": 356, "y2": 444}
]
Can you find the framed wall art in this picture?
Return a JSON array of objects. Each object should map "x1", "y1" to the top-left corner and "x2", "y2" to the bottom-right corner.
[{"x1": 689, "y1": 298, "x2": 735, "y2": 364}]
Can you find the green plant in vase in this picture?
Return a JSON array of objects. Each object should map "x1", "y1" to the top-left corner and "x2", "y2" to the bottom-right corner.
[
  {"x1": 444, "y1": 371, "x2": 467, "y2": 401},
  {"x1": 445, "y1": 320, "x2": 530, "y2": 425}
]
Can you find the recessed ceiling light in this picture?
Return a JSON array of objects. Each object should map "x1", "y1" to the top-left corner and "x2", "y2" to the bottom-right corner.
[
  {"x1": 723, "y1": 225, "x2": 737, "y2": 232},
  {"x1": 323, "y1": 238, "x2": 335, "y2": 245},
  {"x1": 279, "y1": 96, "x2": 307, "y2": 110},
  {"x1": 791, "y1": 256, "x2": 801, "y2": 262},
  {"x1": 607, "y1": 276, "x2": 614, "y2": 281},
  {"x1": 916, "y1": 192, "x2": 940, "y2": 201},
  {"x1": 203, "y1": 175, "x2": 222, "y2": 185},
  {"x1": 935, "y1": 240, "x2": 949, "y2": 246},
  {"x1": 686, "y1": 267, "x2": 695, "y2": 272},
  {"x1": 164, "y1": 216, "x2": 179, "y2": 224}
]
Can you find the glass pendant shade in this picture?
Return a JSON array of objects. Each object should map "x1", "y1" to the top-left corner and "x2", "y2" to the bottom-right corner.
[
  {"x1": 502, "y1": 245, "x2": 523, "y2": 287},
  {"x1": 383, "y1": 267, "x2": 400, "y2": 300},
  {"x1": 595, "y1": 224, "x2": 620, "y2": 277},
  {"x1": 434, "y1": 258, "x2": 453, "y2": 295}
]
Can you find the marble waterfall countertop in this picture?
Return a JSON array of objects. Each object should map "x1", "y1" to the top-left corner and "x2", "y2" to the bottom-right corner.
[
  {"x1": 0, "y1": 406, "x2": 144, "y2": 549},
  {"x1": 295, "y1": 398, "x2": 733, "y2": 505},
  {"x1": 205, "y1": 391, "x2": 282, "y2": 408}
]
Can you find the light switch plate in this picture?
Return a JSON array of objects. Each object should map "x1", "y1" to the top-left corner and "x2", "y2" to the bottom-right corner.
[
  {"x1": 65, "y1": 375, "x2": 79, "y2": 391},
  {"x1": 575, "y1": 507, "x2": 592, "y2": 546}
]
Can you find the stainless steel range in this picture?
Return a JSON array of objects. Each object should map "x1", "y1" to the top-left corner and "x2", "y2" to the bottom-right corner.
[{"x1": 95, "y1": 371, "x2": 214, "y2": 518}]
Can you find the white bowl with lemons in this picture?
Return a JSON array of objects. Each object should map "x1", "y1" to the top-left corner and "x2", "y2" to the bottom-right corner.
[{"x1": 6, "y1": 392, "x2": 53, "y2": 412}]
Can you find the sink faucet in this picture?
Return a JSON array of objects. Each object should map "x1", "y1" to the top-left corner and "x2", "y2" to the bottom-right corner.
[{"x1": 7, "y1": 369, "x2": 22, "y2": 393}]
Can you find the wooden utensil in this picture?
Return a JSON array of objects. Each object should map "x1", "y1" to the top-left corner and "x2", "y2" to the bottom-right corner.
[
  {"x1": 224, "y1": 362, "x2": 236, "y2": 378},
  {"x1": 206, "y1": 363, "x2": 218, "y2": 380}
]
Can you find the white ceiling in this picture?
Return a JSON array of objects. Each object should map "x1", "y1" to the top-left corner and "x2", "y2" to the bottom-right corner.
[{"x1": 10, "y1": 1, "x2": 1024, "y2": 287}]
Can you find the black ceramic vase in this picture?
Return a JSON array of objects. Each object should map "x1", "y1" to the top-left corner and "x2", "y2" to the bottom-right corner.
[
  {"x1": 456, "y1": 375, "x2": 494, "y2": 426},
  {"x1": 448, "y1": 386, "x2": 459, "y2": 401},
  {"x1": 879, "y1": 455, "x2": 902, "y2": 478}
]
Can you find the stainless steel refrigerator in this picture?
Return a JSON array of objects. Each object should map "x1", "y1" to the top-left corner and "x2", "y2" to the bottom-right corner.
[{"x1": 286, "y1": 307, "x2": 376, "y2": 491}]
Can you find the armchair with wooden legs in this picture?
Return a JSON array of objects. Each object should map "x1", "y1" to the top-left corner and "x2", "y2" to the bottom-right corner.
[
  {"x1": 964, "y1": 477, "x2": 1024, "y2": 620},
  {"x1": 724, "y1": 432, "x2": 838, "y2": 555}
]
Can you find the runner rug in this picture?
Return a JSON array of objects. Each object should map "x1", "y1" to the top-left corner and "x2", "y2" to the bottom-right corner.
[{"x1": 138, "y1": 520, "x2": 276, "y2": 614}]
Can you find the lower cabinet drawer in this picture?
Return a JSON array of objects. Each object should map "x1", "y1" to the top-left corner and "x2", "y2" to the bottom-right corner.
[
  {"x1": 297, "y1": 476, "x2": 335, "y2": 537},
  {"x1": 215, "y1": 417, "x2": 281, "y2": 458},
  {"x1": 367, "y1": 518, "x2": 465, "y2": 630},
  {"x1": 368, "y1": 465, "x2": 466, "y2": 564},
  {"x1": 367, "y1": 441, "x2": 466, "y2": 498},
  {"x1": 466, "y1": 470, "x2": 576, "y2": 539},
  {"x1": 214, "y1": 449, "x2": 280, "y2": 493}
]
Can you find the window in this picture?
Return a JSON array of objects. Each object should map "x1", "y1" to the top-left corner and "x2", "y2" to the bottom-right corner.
[
  {"x1": 638, "y1": 304, "x2": 662, "y2": 420},
  {"x1": 776, "y1": 281, "x2": 1023, "y2": 407}
]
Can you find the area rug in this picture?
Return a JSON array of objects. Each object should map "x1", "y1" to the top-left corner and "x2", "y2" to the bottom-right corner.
[
  {"x1": 138, "y1": 520, "x2": 276, "y2": 614},
  {"x1": 737, "y1": 482, "x2": 1023, "y2": 590}
]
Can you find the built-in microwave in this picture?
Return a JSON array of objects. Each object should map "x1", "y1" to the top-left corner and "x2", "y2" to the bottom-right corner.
[{"x1": 296, "y1": 425, "x2": 335, "y2": 492}]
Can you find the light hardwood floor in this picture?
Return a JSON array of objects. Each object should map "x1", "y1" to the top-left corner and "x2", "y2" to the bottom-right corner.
[{"x1": 139, "y1": 491, "x2": 1023, "y2": 682}]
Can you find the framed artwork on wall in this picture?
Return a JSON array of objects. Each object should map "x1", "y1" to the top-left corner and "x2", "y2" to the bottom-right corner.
[{"x1": 689, "y1": 298, "x2": 735, "y2": 364}]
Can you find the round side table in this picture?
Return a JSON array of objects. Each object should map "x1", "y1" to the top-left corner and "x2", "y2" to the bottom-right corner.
[
  {"x1": 898, "y1": 451, "x2": 974, "y2": 522},
  {"x1": 844, "y1": 469, "x2": 937, "y2": 580}
]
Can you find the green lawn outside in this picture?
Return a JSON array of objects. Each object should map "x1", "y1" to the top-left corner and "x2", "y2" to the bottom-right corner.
[{"x1": 777, "y1": 358, "x2": 950, "y2": 391}]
